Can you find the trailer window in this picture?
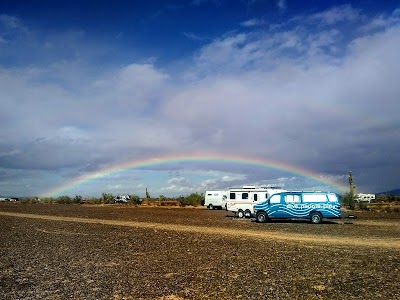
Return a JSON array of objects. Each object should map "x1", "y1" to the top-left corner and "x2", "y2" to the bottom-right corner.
[
  {"x1": 242, "y1": 193, "x2": 248, "y2": 200},
  {"x1": 230, "y1": 193, "x2": 236, "y2": 200},
  {"x1": 284, "y1": 194, "x2": 301, "y2": 203},
  {"x1": 265, "y1": 193, "x2": 269, "y2": 199},
  {"x1": 254, "y1": 194, "x2": 258, "y2": 201}
]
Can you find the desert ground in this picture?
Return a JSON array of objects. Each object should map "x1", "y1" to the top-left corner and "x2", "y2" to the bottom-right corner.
[{"x1": 0, "y1": 203, "x2": 399, "y2": 299}]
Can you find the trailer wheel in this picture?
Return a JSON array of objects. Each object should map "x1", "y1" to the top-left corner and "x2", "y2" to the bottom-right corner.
[
  {"x1": 208, "y1": 204, "x2": 214, "y2": 210},
  {"x1": 256, "y1": 211, "x2": 268, "y2": 223},
  {"x1": 245, "y1": 209, "x2": 252, "y2": 218},
  {"x1": 237, "y1": 210, "x2": 244, "y2": 218},
  {"x1": 310, "y1": 212, "x2": 323, "y2": 224}
]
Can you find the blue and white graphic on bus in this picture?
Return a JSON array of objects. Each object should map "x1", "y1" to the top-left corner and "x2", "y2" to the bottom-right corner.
[{"x1": 253, "y1": 191, "x2": 341, "y2": 224}]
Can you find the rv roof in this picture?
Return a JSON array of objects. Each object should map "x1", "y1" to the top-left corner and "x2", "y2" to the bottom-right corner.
[{"x1": 242, "y1": 185, "x2": 256, "y2": 189}]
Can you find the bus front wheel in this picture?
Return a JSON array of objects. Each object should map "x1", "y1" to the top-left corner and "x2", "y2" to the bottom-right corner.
[{"x1": 256, "y1": 211, "x2": 268, "y2": 223}]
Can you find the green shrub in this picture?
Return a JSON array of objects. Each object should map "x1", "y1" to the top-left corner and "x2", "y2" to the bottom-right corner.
[
  {"x1": 101, "y1": 193, "x2": 114, "y2": 204},
  {"x1": 57, "y1": 195, "x2": 72, "y2": 204}
]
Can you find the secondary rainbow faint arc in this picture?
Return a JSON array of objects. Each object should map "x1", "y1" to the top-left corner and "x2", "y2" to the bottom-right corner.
[{"x1": 43, "y1": 153, "x2": 347, "y2": 197}]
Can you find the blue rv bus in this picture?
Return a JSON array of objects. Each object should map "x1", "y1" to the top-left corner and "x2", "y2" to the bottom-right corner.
[{"x1": 253, "y1": 191, "x2": 341, "y2": 224}]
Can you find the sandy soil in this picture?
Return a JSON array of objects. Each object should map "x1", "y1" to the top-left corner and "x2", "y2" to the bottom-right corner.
[{"x1": 0, "y1": 203, "x2": 399, "y2": 299}]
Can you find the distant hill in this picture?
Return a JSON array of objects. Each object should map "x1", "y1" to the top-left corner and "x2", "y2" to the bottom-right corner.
[{"x1": 376, "y1": 189, "x2": 400, "y2": 196}]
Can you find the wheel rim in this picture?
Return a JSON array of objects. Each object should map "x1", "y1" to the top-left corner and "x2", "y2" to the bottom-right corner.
[
  {"x1": 312, "y1": 214, "x2": 321, "y2": 223},
  {"x1": 258, "y1": 214, "x2": 265, "y2": 222}
]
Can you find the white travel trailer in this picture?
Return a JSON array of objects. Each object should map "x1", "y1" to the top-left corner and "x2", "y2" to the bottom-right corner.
[
  {"x1": 226, "y1": 186, "x2": 287, "y2": 218},
  {"x1": 355, "y1": 193, "x2": 376, "y2": 203},
  {"x1": 114, "y1": 195, "x2": 130, "y2": 203},
  {"x1": 204, "y1": 190, "x2": 228, "y2": 210}
]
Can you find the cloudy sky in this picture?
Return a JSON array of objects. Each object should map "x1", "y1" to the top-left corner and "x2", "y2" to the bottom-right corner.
[{"x1": 1, "y1": 0, "x2": 399, "y2": 198}]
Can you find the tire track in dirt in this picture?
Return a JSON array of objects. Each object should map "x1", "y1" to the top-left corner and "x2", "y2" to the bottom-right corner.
[{"x1": 1, "y1": 211, "x2": 400, "y2": 249}]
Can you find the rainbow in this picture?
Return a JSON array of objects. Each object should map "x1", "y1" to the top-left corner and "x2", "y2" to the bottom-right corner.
[{"x1": 42, "y1": 152, "x2": 348, "y2": 197}]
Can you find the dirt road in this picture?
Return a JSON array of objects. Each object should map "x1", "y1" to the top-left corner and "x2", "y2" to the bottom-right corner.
[{"x1": 1, "y1": 211, "x2": 399, "y2": 249}]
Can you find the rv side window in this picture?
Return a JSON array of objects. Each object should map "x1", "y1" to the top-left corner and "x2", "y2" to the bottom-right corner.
[
  {"x1": 265, "y1": 193, "x2": 269, "y2": 199},
  {"x1": 254, "y1": 194, "x2": 258, "y2": 201},
  {"x1": 269, "y1": 194, "x2": 280, "y2": 204},
  {"x1": 284, "y1": 194, "x2": 301, "y2": 203},
  {"x1": 242, "y1": 193, "x2": 248, "y2": 200},
  {"x1": 207, "y1": 194, "x2": 212, "y2": 196},
  {"x1": 230, "y1": 193, "x2": 236, "y2": 200},
  {"x1": 303, "y1": 194, "x2": 327, "y2": 203}
]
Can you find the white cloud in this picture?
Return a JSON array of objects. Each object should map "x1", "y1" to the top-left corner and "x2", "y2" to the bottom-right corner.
[
  {"x1": 182, "y1": 32, "x2": 208, "y2": 41},
  {"x1": 221, "y1": 174, "x2": 247, "y2": 182},
  {"x1": 240, "y1": 18, "x2": 264, "y2": 27},
  {"x1": 276, "y1": 0, "x2": 287, "y2": 11},
  {"x1": 308, "y1": 5, "x2": 361, "y2": 25},
  {"x1": 0, "y1": 14, "x2": 25, "y2": 30},
  {"x1": 2, "y1": 5, "x2": 400, "y2": 196}
]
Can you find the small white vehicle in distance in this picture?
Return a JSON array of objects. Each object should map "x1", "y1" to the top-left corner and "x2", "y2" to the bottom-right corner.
[
  {"x1": 204, "y1": 190, "x2": 228, "y2": 210},
  {"x1": 114, "y1": 195, "x2": 130, "y2": 203}
]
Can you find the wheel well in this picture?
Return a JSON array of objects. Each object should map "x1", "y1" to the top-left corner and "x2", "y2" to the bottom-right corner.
[{"x1": 310, "y1": 210, "x2": 322, "y2": 217}]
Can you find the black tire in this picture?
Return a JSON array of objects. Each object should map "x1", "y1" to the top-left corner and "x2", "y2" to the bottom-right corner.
[
  {"x1": 208, "y1": 204, "x2": 214, "y2": 210},
  {"x1": 310, "y1": 212, "x2": 323, "y2": 224},
  {"x1": 237, "y1": 210, "x2": 244, "y2": 218},
  {"x1": 245, "y1": 209, "x2": 252, "y2": 218},
  {"x1": 256, "y1": 211, "x2": 268, "y2": 223}
]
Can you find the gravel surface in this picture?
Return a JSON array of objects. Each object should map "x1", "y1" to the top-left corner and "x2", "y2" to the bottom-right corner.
[{"x1": 1, "y1": 203, "x2": 399, "y2": 299}]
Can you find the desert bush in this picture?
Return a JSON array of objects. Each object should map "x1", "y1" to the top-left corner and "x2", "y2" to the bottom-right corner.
[
  {"x1": 357, "y1": 201, "x2": 370, "y2": 211},
  {"x1": 159, "y1": 200, "x2": 180, "y2": 206},
  {"x1": 129, "y1": 194, "x2": 142, "y2": 205},
  {"x1": 339, "y1": 192, "x2": 352, "y2": 208},
  {"x1": 84, "y1": 197, "x2": 102, "y2": 204},
  {"x1": 376, "y1": 194, "x2": 400, "y2": 203},
  {"x1": 101, "y1": 193, "x2": 114, "y2": 204},
  {"x1": 57, "y1": 195, "x2": 72, "y2": 204},
  {"x1": 178, "y1": 193, "x2": 203, "y2": 207},
  {"x1": 20, "y1": 197, "x2": 43, "y2": 204},
  {"x1": 73, "y1": 195, "x2": 83, "y2": 204}
]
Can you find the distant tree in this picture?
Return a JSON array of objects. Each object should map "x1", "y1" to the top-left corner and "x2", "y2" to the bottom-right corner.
[
  {"x1": 73, "y1": 195, "x2": 83, "y2": 204},
  {"x1": 348, "y1": 171, "x2": 356, "y2": 210},
  {"x1": 129, "y1": 194, "x2": 142, "y2": 204},
  {"x1": 57, "y1": 195, "x2": 72, "y2": 204},
  {"x1": 177, "y1": 195, "x2": 186, "y2": 206},
  {"x1": 178, "y1": 193, "x2": 203, "y2": 206},
  {"x1": 101, "y1": 193, "x2": 114, "y2": 204},
  {"x1": 339, "y1": 192, "x2": 350, "y2": 207}
]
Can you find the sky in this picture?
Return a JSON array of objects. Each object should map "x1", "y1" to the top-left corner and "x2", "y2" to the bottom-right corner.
[{"x1": 0, "y1": 0, "x2": 399, "y2": 198}]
